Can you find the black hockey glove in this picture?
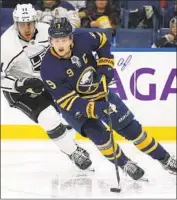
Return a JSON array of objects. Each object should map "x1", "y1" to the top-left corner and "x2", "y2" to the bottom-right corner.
[
  {"x1": 15, "y1": 78, "x2": 44, "y2": 94},
  {"x1": 96, "y1": 66, "x2": 114, "y2": 85}
]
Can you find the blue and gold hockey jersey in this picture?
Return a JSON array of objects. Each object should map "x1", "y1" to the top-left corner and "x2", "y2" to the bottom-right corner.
[{"x1": 40, "y1": 31, "x2": 114, "y2": 118}]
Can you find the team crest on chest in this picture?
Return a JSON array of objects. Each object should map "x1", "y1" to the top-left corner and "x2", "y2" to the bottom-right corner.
[
  {"x1": 76, "y1": 67, "x2": 99, "y2": 94},
  {"x1": 29, "y1": 48, "x2": 47, "y2": 71}
]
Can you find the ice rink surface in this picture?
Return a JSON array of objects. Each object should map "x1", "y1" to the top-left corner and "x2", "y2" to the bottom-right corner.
[{"x1": 1, "y1": 140, "x2": 176, "y2": 199}]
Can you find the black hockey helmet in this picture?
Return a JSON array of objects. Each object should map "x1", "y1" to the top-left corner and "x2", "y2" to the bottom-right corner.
[{"x1": 48, "y1": 17, "x2": 73, "y2": 38}]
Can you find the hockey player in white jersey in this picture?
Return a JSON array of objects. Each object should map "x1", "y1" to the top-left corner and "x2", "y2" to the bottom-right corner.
[{"x1": 1, "y1": 3, "x2": 92, "y2": 170}]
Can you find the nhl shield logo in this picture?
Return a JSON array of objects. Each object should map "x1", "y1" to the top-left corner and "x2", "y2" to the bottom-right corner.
[{"x1": 71, "y1": 56, "x2": 81, "y2": 68}]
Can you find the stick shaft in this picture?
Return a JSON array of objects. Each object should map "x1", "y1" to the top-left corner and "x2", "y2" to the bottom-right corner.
[{"x1": 101, "y1": 75, "x2": 121, "y2": 186}]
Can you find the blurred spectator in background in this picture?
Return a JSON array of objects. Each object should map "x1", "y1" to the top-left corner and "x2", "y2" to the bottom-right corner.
[
  {"x1": 152, "y1": 17, "x2": 177, "y2": 48},
  {"x1": 35, "y1": 0, "x2": 80, "y2": 29},
  {"x1": 111, "y1": 0, "x2": 121, "y2": 11},
  {"x1": 79, "y1": 0, "x2": 119, "y2": 35},
  {"x1": 163, "y1": 0, "x2": 177, "y2": 27},
  {"x1": 172, "y1": 0, "x2": 177, "y2": 16},
  {"x1": 2, "y1": 0, "x2": 20, "y2": 7},
  {"x1": 35, "y1": 0, "x2": 75, "y2": 11},
  {"x1": 128, "y1": 5, "x2": 160, "y2": 29},
  {"x1": 66, "y1": 0, "x2": 86, "y2": 10}
]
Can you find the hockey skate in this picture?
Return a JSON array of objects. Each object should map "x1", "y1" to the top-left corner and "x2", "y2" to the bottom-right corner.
[
  {"x1": 69, "y1": 146, "x2": 92, "y2": 170},
  {"x1": 160, "y1": 153, "x2": 176, "y2": 175},
  {"x1": 121, "y1": 160, "x2": 145, "y2": 181}
]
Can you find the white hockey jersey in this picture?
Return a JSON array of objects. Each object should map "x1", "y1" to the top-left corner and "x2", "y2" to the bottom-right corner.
[
  {"x1": 1, "y1": 22, "x2": 49, "y2": 93},
  {"x1": 36, "y1": 7, "x2": 80, "y2": 29}
]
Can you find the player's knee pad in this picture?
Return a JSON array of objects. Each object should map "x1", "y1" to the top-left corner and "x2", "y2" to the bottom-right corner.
[
  {"x1": 83, "y1": 119, "x2": 109, "y2": 145},
  {"x1": 48, "y1": 123, "x2": 77, "y2": 155},
  {"x1": 118, "y1": 119, "x2": 142, "y2": 141},
  {"x1": 37, "y1": 105, "x2": 63, "y2": 131},
  {"x1": 38, "y1": 105, "x2": 77, "y2": 155},
  {"x1": 47, "y1": 123, "x2": 68, "y2": 139}
]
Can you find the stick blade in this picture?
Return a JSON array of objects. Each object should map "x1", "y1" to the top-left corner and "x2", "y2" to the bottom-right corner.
[{"x1": 110, "y1": 187, "x2": 121, "y2": 193}]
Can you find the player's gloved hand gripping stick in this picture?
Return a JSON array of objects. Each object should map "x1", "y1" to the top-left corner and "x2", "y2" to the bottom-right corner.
[
  {"x1": 101, "y1": 75, "x2": 121, "y2": 193},
  {"x1": 15, "y1": 77, "x2": 44, "y2": 94},
  {"x1": 5, "y1": 68, "x2": 44, "y2": 94}
]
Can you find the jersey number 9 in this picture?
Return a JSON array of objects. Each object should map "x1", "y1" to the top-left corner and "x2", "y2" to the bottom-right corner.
[{"x1": 46, "y1": 80, "x2": 56, "y2": 89}]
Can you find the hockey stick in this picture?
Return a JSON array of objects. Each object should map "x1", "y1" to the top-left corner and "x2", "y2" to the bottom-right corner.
[{"x1": 101, "y1": 75, "x2": 121, "y2": 193}]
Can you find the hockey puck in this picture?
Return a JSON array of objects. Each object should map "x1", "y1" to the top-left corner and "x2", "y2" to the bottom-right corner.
[{"x1": 110, "y1": 188, "x2": 121, "y2": 193}]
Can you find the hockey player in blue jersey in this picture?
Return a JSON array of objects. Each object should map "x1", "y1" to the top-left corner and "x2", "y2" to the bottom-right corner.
[{"x1": 40, "y1": 18, "x2": 176, "y2": 180}]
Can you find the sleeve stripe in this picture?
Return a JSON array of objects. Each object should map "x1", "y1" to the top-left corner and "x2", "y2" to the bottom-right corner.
[
  {"x1": 98, "y1": 33, "x2": 107, "y2": 49},
  {"x1": 0, "y1": 86, "x2": 13, "y2": 90},
  {"x1": 1, "y1": 62, "x2": 4, "y2": 72},
  {"x1": 89, "y1": 93, "x2": 106, "y2": 101},
  {"x1": 97, "y1": 57, "x2": 114, "y2": 68},
  {"x1": 82, "y1": 91, "x2": 106, "y2": 99},
  {"x1": 5, "y1": 76, "x2": 16, "y2": 81},
  {"x1": 56, "y1": 90, "x2": 76, "y2": 104},
  {"x1": 86, "y1": 102, "x2": 96, "y2": 118},
  {"x1": 38, "y1": 40, "x2": 49, "y2": 43},
  {"x1": 97, "y1": 32, "x2": 103, "y2": 42},
  {"x1": 59, "y1": 95, "x2": 75, "y2": 109},
  {"x1": 4, "y1": 50, "x2": 24, "y2": 72},
  {"x1": 66, "y1": 95, "x2": 80, "y2": 111}
]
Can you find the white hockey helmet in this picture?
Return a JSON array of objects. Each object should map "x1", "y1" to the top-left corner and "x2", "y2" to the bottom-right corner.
[{"x1": 13, "y1": 3, "x2": 37, "y2": 23}]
